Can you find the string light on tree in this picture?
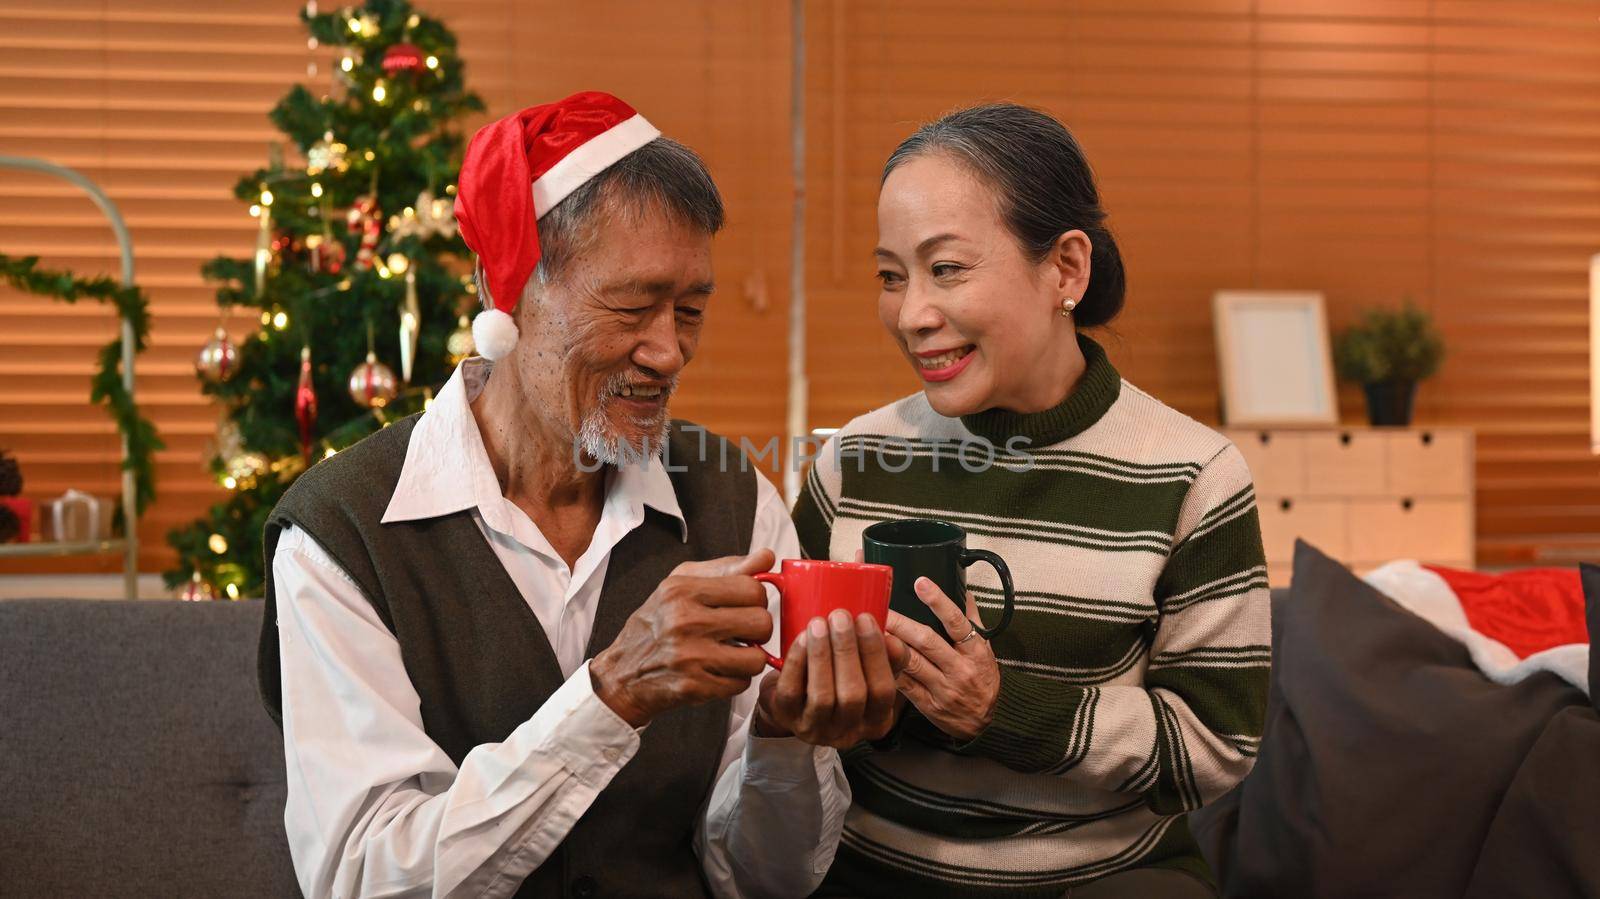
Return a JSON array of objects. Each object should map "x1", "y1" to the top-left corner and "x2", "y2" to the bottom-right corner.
[
  {"x1": 349, "y1": 12, "x2": 378, "y2": 37},
  {"x1": 304, "y1": 1, "x2": 319, "y2": 76}
]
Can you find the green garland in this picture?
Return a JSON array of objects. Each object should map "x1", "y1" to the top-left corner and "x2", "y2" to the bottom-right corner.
[{"x1": 0, "y1": 252, "x2": 162, "y2": 517}]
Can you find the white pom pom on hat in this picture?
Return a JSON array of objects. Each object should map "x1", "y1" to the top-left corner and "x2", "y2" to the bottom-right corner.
[
  {"x1": 471, "y1": 307, "x2": 520, "y2": 361},
  {"x1": 455, "y1": 91, "x2": 660, "y2": 362}
]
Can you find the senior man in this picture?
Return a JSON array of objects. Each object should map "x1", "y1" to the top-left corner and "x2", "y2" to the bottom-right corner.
[{"x1": 260, "y1": 92, "x2": 900, "y2": 899}]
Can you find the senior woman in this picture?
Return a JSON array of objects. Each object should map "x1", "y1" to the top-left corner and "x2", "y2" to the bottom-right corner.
[{"x1": 793, "y1": 103, "x2": 1270, "y2": 898}]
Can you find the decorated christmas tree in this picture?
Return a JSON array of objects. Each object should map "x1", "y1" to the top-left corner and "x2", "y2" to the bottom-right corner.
[{"x1": 165, "y1": 0, "x2": 484, "y2": 599}]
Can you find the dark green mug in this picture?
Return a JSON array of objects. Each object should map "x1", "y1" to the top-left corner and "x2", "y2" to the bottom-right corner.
[{"x1": 861, "y1": 518, "x2": 1015, "y2": 640}]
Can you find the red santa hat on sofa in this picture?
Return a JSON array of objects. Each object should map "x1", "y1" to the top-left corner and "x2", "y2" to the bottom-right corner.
[{"x1": 454, "y1": 91, "x2": 660, "y2": 360}]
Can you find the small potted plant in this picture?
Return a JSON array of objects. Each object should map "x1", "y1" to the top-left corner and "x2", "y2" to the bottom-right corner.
[{"x1": 1333, "y1": 302, "x2": 1445, "y2": 427}]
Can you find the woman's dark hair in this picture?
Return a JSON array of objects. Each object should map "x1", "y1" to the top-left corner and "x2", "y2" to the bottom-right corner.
[{"x1": 882, "y1": 102, "x2": 1125, "y2": 328}]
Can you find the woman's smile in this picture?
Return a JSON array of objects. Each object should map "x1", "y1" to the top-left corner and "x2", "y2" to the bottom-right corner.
[{"x1": 913, "y1": 344, "x2": 976, "y2": 381}]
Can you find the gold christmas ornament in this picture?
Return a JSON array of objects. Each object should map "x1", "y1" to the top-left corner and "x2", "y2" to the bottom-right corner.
[
  {"x1": 446, "y1": 314, "x2": 476, "y2": 365},
  {"x1": 195, "y1": 327, "x2": 239, "y2": 381},
  {"x1": 387, "y1": 189, "x2": 457, "y2": 241},
  {"x1": 306, "y1": 130, "x2": 349, "y2": 175},
  {"x1": 223, "y1": 451, "x2": 270, "y2": 490},
  {"x1": 348, "y1": 352, "x2": 399, "y2": 408}
]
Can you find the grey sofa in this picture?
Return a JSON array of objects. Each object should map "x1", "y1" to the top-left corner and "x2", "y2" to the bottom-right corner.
[
  {"x1": 0, "y1": 598, "x2": 299, "y2": 898},
  {"x1": 3, "y1": 590, "x2": 1328, "y2": 898}
]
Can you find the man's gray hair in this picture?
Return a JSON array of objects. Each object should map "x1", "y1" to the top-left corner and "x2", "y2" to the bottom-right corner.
[{"x1": 478, "y1": 136, "x2": 724, "y2": 309}]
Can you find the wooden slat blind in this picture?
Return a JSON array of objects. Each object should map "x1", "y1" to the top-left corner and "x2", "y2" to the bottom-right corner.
[
  {"x1": 802, "y1": 0, "x2": 1600, "y2": 565},
  {"x1": 0, "y1": 0, "x2": 793, "y2": 576}
]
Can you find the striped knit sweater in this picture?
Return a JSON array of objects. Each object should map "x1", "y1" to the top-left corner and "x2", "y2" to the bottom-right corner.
[{"x1": 793, "y1": 335, "x2": 1270, "y2": 898}]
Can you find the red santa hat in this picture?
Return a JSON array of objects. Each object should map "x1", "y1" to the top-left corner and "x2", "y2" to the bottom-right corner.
[{"x1": 454, "y1": 91, "x2": 660, "y2": 360}]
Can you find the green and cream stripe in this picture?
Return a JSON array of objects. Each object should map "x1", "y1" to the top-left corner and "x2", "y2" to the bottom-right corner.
[{"x1": 795, "y1": 334, "x2": 1271, "y2": 897}]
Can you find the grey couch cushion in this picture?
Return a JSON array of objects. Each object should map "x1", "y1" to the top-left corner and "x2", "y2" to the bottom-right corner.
[{"x1": 0, "y1": 598, "x2": 298, "y2": 898}]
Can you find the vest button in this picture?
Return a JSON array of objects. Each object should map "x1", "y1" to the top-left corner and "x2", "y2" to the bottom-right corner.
[{"x1": 572, "y1": 874, "x2": 598, "y2": 898}]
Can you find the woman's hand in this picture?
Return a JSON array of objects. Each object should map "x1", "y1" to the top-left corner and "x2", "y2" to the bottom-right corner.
[
  {"x1": 883, "y1": 577, "x2": 1000, "y2": 742},
  {"x1": 752, "y1": 611, "x2": 907, "y2": 748}
]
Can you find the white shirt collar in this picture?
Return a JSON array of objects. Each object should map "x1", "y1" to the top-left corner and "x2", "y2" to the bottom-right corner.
[{"x1": 380, "y1": 357, "x2": 687, "y2": 542}]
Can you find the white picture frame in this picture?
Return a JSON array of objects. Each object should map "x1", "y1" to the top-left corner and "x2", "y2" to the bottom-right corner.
[{"x1": 1213, "y1": 290, "x2": 1339, "y2": 428}]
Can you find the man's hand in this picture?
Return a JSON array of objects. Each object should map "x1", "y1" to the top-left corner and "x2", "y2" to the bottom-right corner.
[
  {"x1": 752, "y1": 610, "x2": 906, "y2": 749},
  {"x1": 590, "y1": 550, "x2": 777, "y2": 728}
]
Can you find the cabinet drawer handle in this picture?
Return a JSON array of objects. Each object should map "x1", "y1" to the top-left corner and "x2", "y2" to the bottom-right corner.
[
  {"x1": 1258, "y1": 431, "x2": 1271, "y2": 446},
  {"x1": 1280, "y1": 498, "x2": 1293, "y2": 512},
  {"x1": 1339, "y1": 432, "x2": 1352, "y2": 446},
  {"x1": 1401, "y1": 498, "x2": 1414, "y2": 512},
  {"x1": 1421, "y1": 431, "x2": 1433, "y2": 446}
]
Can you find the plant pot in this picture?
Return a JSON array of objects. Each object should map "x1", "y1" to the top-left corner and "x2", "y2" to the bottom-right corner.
[{"x1": 1362, "y1": 380, "x2": 1417, "y2": 427}]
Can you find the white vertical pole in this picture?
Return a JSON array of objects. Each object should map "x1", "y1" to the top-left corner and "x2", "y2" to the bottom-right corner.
[
  {"x1": 1590, "y1": 253, "x2": 1599, "y2": 454},
  {"x1": 784, "y1": 0, "x2": 808, "y2": 506}
]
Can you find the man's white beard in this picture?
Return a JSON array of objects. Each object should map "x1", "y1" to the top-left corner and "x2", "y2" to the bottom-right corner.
[{"x1": 577, "y1": 372, "x2": 674, "y2": 466}]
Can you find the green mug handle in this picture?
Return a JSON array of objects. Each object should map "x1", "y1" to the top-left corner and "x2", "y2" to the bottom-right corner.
[{"x1": 959, "y1": 548, "x2": 1015, "y2": 638}]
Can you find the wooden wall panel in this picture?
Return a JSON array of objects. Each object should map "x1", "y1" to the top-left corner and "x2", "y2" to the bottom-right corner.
[{"x1": 803, "y1": 0, "x2": 1600, "y2": 565}]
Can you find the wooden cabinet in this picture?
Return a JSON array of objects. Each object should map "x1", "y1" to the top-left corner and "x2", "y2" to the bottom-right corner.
[{"x1": 1222, "y1": 427, "x2": 1475, "y2": 586}]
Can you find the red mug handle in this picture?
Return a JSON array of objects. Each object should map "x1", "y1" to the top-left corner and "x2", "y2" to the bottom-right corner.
[{"x1": 751, "y1": 572, "x2": 785, "y2": 670}]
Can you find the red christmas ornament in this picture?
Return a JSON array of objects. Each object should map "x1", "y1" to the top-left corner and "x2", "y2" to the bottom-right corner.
[
  {"x1": 295, "y1": 345, "x2": 318, "y2": 463},
  {"x1": 180, "y1": 572, "x2": 217, "y2": 602},
  {"x1": 382, "y1": 42, "x2": 424, "y2": 77},
  {"x1": 306, "y1": 234, "x2": 346, "y2": 275},
  {"x1": 346, "y1": 196, "x2": 381, "y2": 271},
  {"x1": 347, "y1": 352, "x2": 399, "y2": 409}
]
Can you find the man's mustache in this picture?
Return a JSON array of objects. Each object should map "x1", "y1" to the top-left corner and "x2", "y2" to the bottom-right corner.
[{"x1": 598, "y1": 371, "x2": 678, "y2": 404}]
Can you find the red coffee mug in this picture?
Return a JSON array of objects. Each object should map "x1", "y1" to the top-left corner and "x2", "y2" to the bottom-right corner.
[{"x1": 753, "y1": 559, "x2": 893, "y2": 669}]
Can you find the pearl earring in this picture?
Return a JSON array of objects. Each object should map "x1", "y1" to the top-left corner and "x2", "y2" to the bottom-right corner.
[{"x1": 1059, "y1": 297, "x2": 1077, "y2": 318}]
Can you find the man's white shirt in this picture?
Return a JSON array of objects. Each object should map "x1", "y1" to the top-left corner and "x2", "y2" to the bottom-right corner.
[{"x1": 272, "y1": 358, "x2": 846, "y2": 898}]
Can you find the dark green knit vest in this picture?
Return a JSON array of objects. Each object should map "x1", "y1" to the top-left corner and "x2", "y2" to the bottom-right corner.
[{"x1": 259, "y1": 415, "x2": 757, "y2": 899}]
